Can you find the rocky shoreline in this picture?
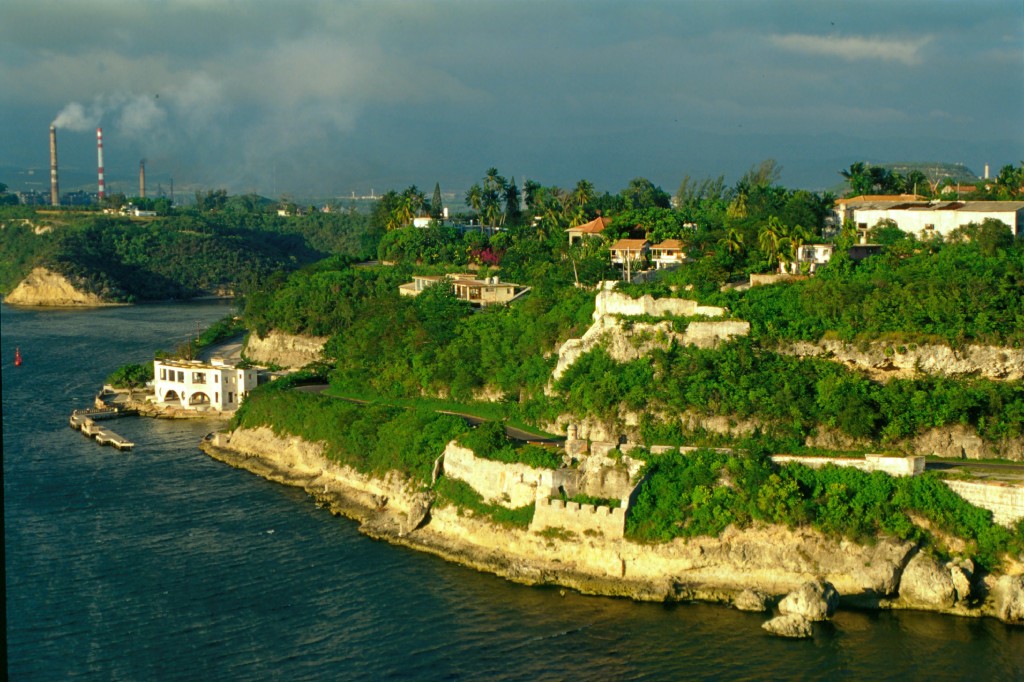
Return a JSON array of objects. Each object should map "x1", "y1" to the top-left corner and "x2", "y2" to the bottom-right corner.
[{"x1": 200, "y1": 426, "x2": 1024, "y2": 634}]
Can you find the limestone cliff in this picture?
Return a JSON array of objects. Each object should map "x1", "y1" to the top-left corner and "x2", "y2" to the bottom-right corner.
[
  {"x1": 244, "y1": 331, "x2": 328, "y2": 369},
  {"x1": 781, "y1": 338, "x2": 1024, "y2": 382},
  {"x1": 5, "y1": 267, "x2": 121, "y2": 307},
  {"x1": 201, "y1": 427, "x2": 1024, "y2": 625},
  {"x1": 551, "y1": 286, "x2": 749, "y2": 382}
]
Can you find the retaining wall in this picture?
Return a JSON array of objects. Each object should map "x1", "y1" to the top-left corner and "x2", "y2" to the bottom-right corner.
[
  {"x1": 770, "y1": 454, "x2": 925, "y2": 477},
  {"x1": 442, "y1": 442, "x2": 571, "y2": 508},
  {"x1": 942, "y1": 480, "x2": 1024, "y2": 528}
]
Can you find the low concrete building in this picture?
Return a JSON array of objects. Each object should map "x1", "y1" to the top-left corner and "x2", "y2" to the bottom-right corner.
[
  {"x1": 153, "y1": 358, "x2": 258, "y2": 412},
  {"x1": 843, "y1": 199, "x2": 1024, "y2": 239},
  {"x1": 399, "y1": 273, "x2": 525, "y2": 307}
]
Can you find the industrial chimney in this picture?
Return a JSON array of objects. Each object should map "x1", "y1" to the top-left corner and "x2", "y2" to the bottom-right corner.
[
  {"x1": 49, "y1": 125, "x2": 60, "y2": 206},
  {"x1": 984, "y1": 164, "x2": 990, "y2": 180},
  {"x1": 96, "y1": 127, "x2": 106, "y2": 201},
  {"x1": 139, "y1": 159, "x2": 146, "y2": 199}
]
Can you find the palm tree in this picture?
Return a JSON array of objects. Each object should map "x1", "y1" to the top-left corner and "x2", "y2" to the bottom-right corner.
[
  {"x1": 759, "y1": 217, "x2": 783, "y2": 267},
  {"x1": 465, "y1": 184, "x2": 482, "y2": 221},
  {"x1": 571, "y1": 179, "x2": 594, "y2": 208},
  {"x1": 719, "y1": 228, "x2": 743, "y2": 256}
]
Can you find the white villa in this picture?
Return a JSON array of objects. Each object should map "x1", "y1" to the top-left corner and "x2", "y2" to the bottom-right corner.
[
  {"x1": 152, "y1": 358, "x2": 258, "y2": 412},
  {"x1": 650, "y1": 239, "x2": 687, "y2": 269},
  {"x1": 838, "y1": 198, "x2": 1024, "y2": 239},
  {"x1": 399, "y1": 273, "x2": 526, "y2": 306}
]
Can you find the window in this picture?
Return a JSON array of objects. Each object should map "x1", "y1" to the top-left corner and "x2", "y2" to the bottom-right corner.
[
  {"x1": 177, "y1": 371, "x2": 185, "y2": 382},
  {"x1": 160, "y1": 368, "x2": 166, "y2": 380},
  {"x1": 192, "y1": 372, "x2": 206, "y2": 384}
]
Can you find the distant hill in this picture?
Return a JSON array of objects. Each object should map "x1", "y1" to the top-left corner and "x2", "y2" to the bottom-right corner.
[{"x1": 880, "y1": 162, "x2": 980, "y2": 184}]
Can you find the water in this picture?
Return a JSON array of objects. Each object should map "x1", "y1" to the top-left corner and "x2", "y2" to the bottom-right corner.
[{"x1": 4, "y1": 301, "x2": 1024, "y2": 680}]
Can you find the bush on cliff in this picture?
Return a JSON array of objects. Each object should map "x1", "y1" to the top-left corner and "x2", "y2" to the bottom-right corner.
[
  {"x1": 456, "y1": 420, "x2": 563, "y2": 470},
  {"x1": 625, "y1": 448, "x2": 1024, "y2": 569},
  {"x1": 232, "y1": 387, "x2": 468, "y2": 483},
  {"x1": 433, "y1": 476, "x2": 535, "y2": 528}
]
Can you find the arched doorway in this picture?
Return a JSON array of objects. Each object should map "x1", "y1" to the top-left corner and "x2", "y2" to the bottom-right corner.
[
  {"x1": 188, "y1": 392, "x2": 211, "y2": 407},
  {"x1": 163, "y1": 389, "x2": 182, "y2": 405}
]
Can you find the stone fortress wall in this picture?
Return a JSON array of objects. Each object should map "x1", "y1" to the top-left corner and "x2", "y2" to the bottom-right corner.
[
  {"x1": 531, "y1": 497, "x2": 628, "y2": 539},
  {"x1": 943, "y1": 480, "x2": 1024, "y2": 527}
]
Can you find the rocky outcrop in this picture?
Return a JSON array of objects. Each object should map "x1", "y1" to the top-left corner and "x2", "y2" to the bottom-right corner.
[
  {"x1": 5, "y1": 267, "x2": 120, "y2": 307},
  {"x1": 551, "y1": 287, "x2": 745, "y2": 383},
  {"x1": 762, "y1": 614, "x2": 813, "y2": 638},
  {"x1": 992, "y1": 575, "x2": 1024, "y2": 624},
  {"x1": 244, "y1": 331, "x2": 328, "y2": 369},
  {"x1": 913, "y1": 426, "x2": 1024, "y2": 462},
  {"x1": 778, "y1": 580, "x2": 839, "y2": 621},
  {"x1": 734, "y1": 588, "x2": 769, "y2": 612},
  {"x1": 782, "y1": 338, "x2": 1024, "y2": 382},
  {"x1": 896, "y1": 552, "x2": 957, "y2": 609}
]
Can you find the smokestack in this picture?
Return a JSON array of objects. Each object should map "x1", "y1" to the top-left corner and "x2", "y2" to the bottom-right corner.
[
  {"x1": 96, "y1": 127, "x2": 106, "y2": 201},
  {"x1": 139, "y1": 159, "x2": 146, "y2": 199},
  {"x1": 49, "y1": 125, "x2": 60, "y2": 206},
  {"x1": 984, "y1": 164, "x2": 990, "y2": 180}
]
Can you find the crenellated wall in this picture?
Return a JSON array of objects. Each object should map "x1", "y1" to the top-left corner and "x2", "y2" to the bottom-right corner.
[
  {"x1": 942, "y1": 480, "x2": 1024, "y2": 528},
  {"x1": 531, "y1": 497, "x2": 628, "y2": 539}
]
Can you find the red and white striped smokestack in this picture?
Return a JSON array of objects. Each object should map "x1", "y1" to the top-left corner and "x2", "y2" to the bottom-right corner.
[
  {"x1": 96, "y1": 127, "x2": 106, "y2": 200},
  {"x1": 49, "y1": 125, "x2": 60, "y2": 206}
]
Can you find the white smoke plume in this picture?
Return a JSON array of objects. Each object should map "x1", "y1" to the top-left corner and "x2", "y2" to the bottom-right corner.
[{"x1": 51, "y1": 101, "x2": 101, "y2": 131}]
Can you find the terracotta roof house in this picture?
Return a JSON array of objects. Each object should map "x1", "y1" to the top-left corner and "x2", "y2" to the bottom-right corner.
[
  {"x1": 650, "y1": 239, "x2": 687, "y2": 269},
  {"x1": 566, "y1": 216, "x2": 611, "y2": 244},
  {"x1": 609, "y1": 238, "x2": 650, "y2": 265}
]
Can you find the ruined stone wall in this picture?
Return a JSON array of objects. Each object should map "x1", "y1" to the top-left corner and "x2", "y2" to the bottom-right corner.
[
  {"x1": 530, "y1": 497, "x2": 627, "y2": 539},
  {"x1": 942, "y1": 480, "x2": 1024, "y2": 528},
  {"x1": 682, "y1": 320, "x2": 751, "y2": 348},
  {"x1": 594, "y1": 288, "x2": 725, "y2": 320},
  {"x1": 442, "y1": 441, "x2": 571, "y2": 508}
]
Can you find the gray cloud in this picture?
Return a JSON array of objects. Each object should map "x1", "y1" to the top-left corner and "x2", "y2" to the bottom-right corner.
[{"x1": 2, "y1": 0, "x2": 1021, "y2": 199}]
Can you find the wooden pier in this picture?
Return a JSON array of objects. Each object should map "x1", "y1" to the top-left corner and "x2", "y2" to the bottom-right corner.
[{"x1": 70, "y1": 408, "x2": 136, "y2": 451}]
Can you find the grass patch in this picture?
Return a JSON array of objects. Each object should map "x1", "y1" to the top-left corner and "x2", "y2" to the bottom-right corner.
[{"x1": 433, "y1": 476, "x2": 535, "y2": 529}]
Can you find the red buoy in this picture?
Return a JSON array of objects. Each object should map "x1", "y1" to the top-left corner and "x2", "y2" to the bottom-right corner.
[{"x1": 14, "y1": 347, "x2": 22, "y2": 367}]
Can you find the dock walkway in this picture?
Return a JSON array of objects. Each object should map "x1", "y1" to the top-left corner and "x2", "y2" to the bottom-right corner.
[{"x1": 70, "y1": 408, "x2": 136, "y2": 451}]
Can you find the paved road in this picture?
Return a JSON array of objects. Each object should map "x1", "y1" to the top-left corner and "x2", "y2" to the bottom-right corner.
[
  {"x1": 295, "y1": 384, "x2": 563, "y2": 444},
  {"x1": 197, "y1": 333, "x2": 245, "y2": 364}
]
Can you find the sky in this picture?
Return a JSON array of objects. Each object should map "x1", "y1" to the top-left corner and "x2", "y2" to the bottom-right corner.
[{"x1": 1, "y1": 0, "x2": 1022, "y2": 202}]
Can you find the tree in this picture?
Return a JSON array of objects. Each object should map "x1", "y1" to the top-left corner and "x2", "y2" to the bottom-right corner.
[
  {"x1": 759, "y1": 217, "x2": 783, "y2": 269},
  {"x1": 430, "y1": 183, "x2": 444, "y2": 220},
  {"x1": 464, "y1": 184, "x2": 482, "y2": 221},
  {"x1": 621, "y1": 177, "x2": 671, "y2": 210},
  {"x1": 504, "y1": 177, "x2": 521, "y2": 226},
  {"x1": 841, "y1": 162, "x2": 872, "y2": 197}
]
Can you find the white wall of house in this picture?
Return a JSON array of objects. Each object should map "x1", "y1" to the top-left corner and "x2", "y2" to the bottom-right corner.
[
  {"x1": 153, "y1": 359, "x2": 258, "y2": 412},
  {"x1": 853, "y1": 205, "x2": 1023, "y2": 238}
]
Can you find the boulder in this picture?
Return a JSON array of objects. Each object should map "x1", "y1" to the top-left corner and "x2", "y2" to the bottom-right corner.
[
  {"x1": 993, "y1": 575, "x2": 1024, "y2": 624},
  {"x1": 898, "y1": 552, "x2": 956, "y2": 609},
  {"x1": 734, "y1": 589, "x2": 769, "y2": 612},
  {"x1": 946, "y1": 559, "x2": 974, "y2": 603},
  {"x1": 403, "y1": 493, "x2": 433, "y2": 535},
  {"x1": 762, "y1": 614, "x2": 813, "y2": 639},
  {"x1": 778, "y1": 580, "x2": 839, "y2": 621}
]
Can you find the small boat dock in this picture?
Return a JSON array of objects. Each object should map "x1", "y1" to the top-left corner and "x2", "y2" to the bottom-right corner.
[{"x1": 70, "y1": 407, "x2": 136, "y2": 451}]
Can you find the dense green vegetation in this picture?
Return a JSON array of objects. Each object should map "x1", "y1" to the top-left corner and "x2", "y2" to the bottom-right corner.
[
  {"x1": 433, "y1": 477, "x2": 535, "y2": 528},
  {"x1": 554, "y1": 341, "x2": 1024, "y2": 448},
  {"x1": 104, "y1": 363, "x2": 153, "y2": 389},
  {"x1": 456, "y1": 420, "x2": 564, "y2": 470},
  {"x1": 232, "y1": 384, "x2": 468, "y2": 484},
  {"x1": 0, "y1": 203, "x2": 382, "y2": 300},
  {"x1": 626, "y1": 448, "x2": 1024, "y2": 569}
]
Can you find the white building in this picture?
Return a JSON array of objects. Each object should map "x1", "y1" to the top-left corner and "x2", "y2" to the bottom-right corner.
[
  {"x1": 152, "y1": 358, "x2": 258, "y2": 412},
  {"x1": 844, "y1": 199, "x2": 1024, "y2": 239}
]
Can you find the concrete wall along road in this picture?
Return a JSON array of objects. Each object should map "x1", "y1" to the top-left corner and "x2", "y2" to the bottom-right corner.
[{"x1": 942, "y1": 480, "x2": 1024, "y2": 528}]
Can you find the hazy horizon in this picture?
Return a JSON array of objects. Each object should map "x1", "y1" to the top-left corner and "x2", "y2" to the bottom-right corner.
[{"x1": 2, "y1": 1, "x2": 1021, "y2": 202}]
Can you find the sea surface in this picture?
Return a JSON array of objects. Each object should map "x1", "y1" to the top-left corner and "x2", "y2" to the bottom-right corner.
[{"x1": 3, "y1": 301, "x2": 1024, "y2": 681}]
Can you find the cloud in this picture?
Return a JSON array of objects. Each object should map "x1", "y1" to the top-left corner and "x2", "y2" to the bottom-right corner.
[{"x1": 770, "y1": 33, "x2": 932, "y2": 65}]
